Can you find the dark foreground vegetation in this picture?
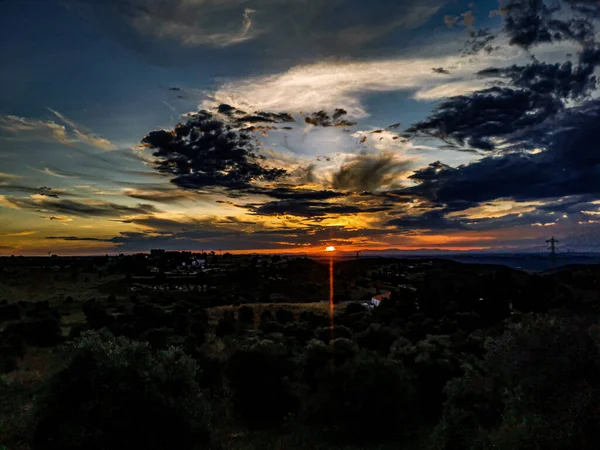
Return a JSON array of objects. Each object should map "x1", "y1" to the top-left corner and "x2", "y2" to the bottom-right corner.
[{"x1": 2, "y1": 257, "x2": 600, "y2": 449}]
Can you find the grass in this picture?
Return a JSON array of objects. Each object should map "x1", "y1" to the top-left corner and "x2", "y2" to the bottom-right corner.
[{"x1": 208, "y1": 302, "x2": 340, "y2": 328}]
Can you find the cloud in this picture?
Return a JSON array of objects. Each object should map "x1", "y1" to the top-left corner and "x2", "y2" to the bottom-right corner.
[
  {"x1": 48, "y1": 109, "x2": 116, "y2": 151},
  {"x1": 122, "y1": 187, "x2": 206, "y2": 203},
  {"x1": 203, "y1": 52, "x2": 513, "y2": 118},
  {"x1": 0, "y1": 185, "x2": 77, "y2": 199},
  {"x1": 246, "y1": 187, "x2": 345, "y2": 201},
  {"x1": 388, "y1": 209, "x2": 466, "y2": 230},
  {"x1": 0, "y1": 172, "x2": 20, "y2": 184},
  {"x1": 331, "y1": 152, "x2": 413, "y2": 192},
  {"x1": 246, "y1": 199, "x2": 391, "y2": 218},
  {"x1": 502, "y1": 0, "x2": 597, "y2": 50},
  {"x1": 304, "y1": 109, "x2": 357, "y2": 128},
  {"x1": 1, "y1": 196, "x2": 160, "y2": 218},
  {"x1": 45, "y1": 236, "x2": 110, "y2": 242},
  {"x1": 79, "y1": 0, "x2": 444, "y2": 56},
  {"x1": 141, "y1": 108, "x2": 289, "y2": 190},
  {"x1": 0, "y1": 231, "x2": 36, "y2": 239},
  {"x1": 406, "y1": 98, "x2": 600, "y2": 208},
  {"x1": 477, "y1": 60, "x2": 599, "y2": 101},
  {"x1": 0, "y1": 110, "x2": 116, "y2": 151},
  {"x1": 0, "y1": 115, "x2": 69, "y2": 144},
  {"x1": 43, "y1": 216, "x2": 74, "y2": 222}
]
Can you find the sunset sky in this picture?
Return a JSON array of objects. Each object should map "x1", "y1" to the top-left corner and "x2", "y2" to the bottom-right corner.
[{"x1": 2, "y1": 0, "x2": 600, "y2": 255}]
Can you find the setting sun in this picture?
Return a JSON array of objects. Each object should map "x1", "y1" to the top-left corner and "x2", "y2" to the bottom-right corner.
[{"x1": 325, "y1": 246, "x2": 336, "y2": 252}]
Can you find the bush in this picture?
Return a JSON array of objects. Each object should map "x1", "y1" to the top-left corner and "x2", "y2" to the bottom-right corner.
[
  {"x1": 0, "y1": 331, "x2": 25, "y2": 373},
  {"x1": 140, "y1": 327, "x2": 175, "y2": 349},
  {"x1": 0, "y1": 303, "x2": 21, "y2": 322},
  {"x1": 299, "y1": 311, "x2": 328, "y2": 328},
  {"x1": 238, "y1": 306, "x2": 255, "y2": 329},
  {"x1": 225, "y1": 339, "x2": 297, "y2": 428},
  {"x1": 315, "y1": 325, "x2": 352, "y2": 344},
  {"x1": 260, "y1": 310, "x2": 274, "y2": 323},
  {"x1": 345, "y1": 302, "x2": 366, "y2": 315},
  {"x1": 2, "y1": 317, "x2": 63, "y2": 347},
  {"x1": 32, "y1": 330, "x2": 211, "y2": 450},
  {"x1": 305, "y1": 351, "x2": 419, "y2": 444},
  {"x1": 216, "y1": 310, "x2": 237, "y2": 337},
  {"x1": 275, "y1": 308, "x2": 295, "y2": 324},
  {"x1": 355, "y1": 323, "x2": 399, "y2": 356},
  {"x1": 259, "y1": 320, "x2": 285, "y2": 334}
]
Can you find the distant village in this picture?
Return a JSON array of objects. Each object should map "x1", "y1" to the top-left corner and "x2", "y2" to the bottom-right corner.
[{"x1": 0, "y1": 249, "x2": 435, "y2": 308}]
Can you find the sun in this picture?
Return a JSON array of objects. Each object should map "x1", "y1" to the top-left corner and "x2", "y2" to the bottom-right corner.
[{"x1": 325, "y1": 246, "x2": 336, "y2": 252}]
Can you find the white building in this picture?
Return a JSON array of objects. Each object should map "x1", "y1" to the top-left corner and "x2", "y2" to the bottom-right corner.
[{"x1": 371, "y1": 291, "x2": 392, "y2": 307}]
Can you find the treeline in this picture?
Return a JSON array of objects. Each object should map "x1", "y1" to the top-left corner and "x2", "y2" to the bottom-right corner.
[{"x1": 2, "y1": 265, "x2": 600, "y2": 449}]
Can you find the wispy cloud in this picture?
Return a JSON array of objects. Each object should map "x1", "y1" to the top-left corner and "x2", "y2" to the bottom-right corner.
[
  {"x1": 0, "y1": 115, "x2": 70, "y2": 144},
  {"x1": 0, "y1": 231, "x2": 36, "y2": 237},
  {"x1": 48, "y1": 109, "x2": 116, "y2": 151},
  {"x1": 0, "y1": 172, "x2": 20, "y2": 184},
  {"x1": 203, "y1": 49, "x2": 522, "y2": 118},
  {"x1": 42, "y1": 216, "x2": 74, "y2": 222},
  {"x1": 0, "y1": 110, "x2": 116, "y2": 151}
]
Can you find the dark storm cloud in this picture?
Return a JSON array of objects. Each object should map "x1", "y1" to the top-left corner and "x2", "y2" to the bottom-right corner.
[
  {"x1": 304, "y1": 110, "x2": 357, "y2": 128},
  {"x1": 331, "y1": 153, "x2": 412, "y2": 192},
  {"x1": 4, "y1": 196, "x2": 160, "y2": 218},
  {"x1": 141, "y1": 109, "x2": 288, "y2": 190},
  {"x1": 46, "y1": 236, "x2": 110, "y2": 242},
  {"x1": 432, "y1": 67, "x2": 451, "y2": 75},
  {"x1": 406, "y1": 87, "x2": 563, "y2": 151},
  {"x1": 478, "y1": 60, "x2": 598, "y2": 100},
  {"x1": 501, "y1": 0, "x2": 598, "y2": 50},
  {"x1": 0, "y1": 185, "x2": 79, "y2": 199},
  {"x1": 407, "y1": 98, "x2": 600, "y2": 206},
  {"x1": 247, "y1": 200, "x2": 391, "y2": 218},
  {"x1": 246, "y1": 187, "x2": 345, "y2": 201},
  {"x1": 387, "y1": 209, "x2": 466, "y2": 230}
]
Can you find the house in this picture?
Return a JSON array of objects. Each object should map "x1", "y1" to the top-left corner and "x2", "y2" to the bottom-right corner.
[{"x1": 371, "y1": 291, "x2": 391, "y2": 307}]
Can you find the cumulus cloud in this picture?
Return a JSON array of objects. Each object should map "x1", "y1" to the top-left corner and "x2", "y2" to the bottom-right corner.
[{"x1": 141, "y1": 108, "x2": 289, "y2": 190}]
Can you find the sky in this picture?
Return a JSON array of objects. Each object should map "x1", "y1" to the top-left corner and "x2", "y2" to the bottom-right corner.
[{"x1": 1, "y1": 0, "x2": 600, "y2": 255}]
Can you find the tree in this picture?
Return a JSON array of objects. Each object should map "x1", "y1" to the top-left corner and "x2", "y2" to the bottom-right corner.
[
  {"x1": 224, "y1": 339, "x2": 297, "y2": 428},
  {"x1": 32, "y1": 330, "x2": 211, "y2": 450},
  {"x1": 305, "y1": 350, "x2": 419, "y2": 444}
]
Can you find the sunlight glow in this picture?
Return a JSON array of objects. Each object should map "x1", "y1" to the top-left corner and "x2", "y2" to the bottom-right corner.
[{"x1": 325, "y1": 246, "x2": 336, "y2": 252}]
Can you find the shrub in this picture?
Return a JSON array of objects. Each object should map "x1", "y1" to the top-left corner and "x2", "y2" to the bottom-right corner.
[
  {"x1": 237, "y1": 306, "x2": 255, "y2": 327},
  {"x1": 0, "y1": 303, "x2": 21, "y2": 322},
  {"x1": 282, "y1": 322, "x2": 313, "y2": 344},
  {"x1": 315, "y1": 325, "x2": 352, "y2": 344},
  {"x1": 140, "y1": 327, "x2": 175, "y2": 349},
  {"x1": 224, "y1": 339, "x2": 298, "y2": 428},
  {"x1": 355, "y1": 323, "x2": 399, "y2": 356},
  {"x1": 345, "y1": 302, "x2": 366, "y2": 315},
  {"x1": 32, "y1": 330, "x2": 211, "y2": 450},
  {"x1": 305, "y1": 351, "x2": 419, "y2": 444},
  {"x1": 299, "y1": 311, "x2": 328, "y2": 328},
  {"x1": 260, "y1": 320, "x2": 285, "y2": 334},
  {"x1": 260, "y1": 310, "x2": 274, "y2": 323},
  {"x1": 2, "y1": 317, "x2": 63, "y2": 347},
  {"x1": 391, "y1": 334, "x2": 462, "y2": 423},
  {"x1": 216, "y1": 310, "x2": 237, "y2": 337},
  {"x1": 275, "y1": 308, "x2": 295, "y2": 324}
]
